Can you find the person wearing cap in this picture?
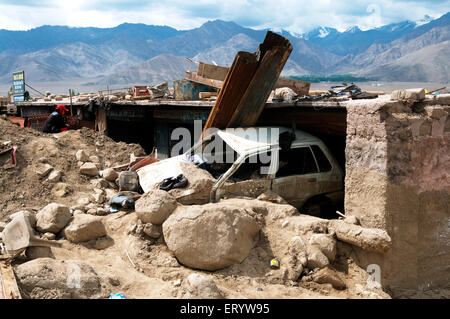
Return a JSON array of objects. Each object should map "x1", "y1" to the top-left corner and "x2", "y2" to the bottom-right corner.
[{"x1": 42, "y1": 104, "x2": 69, "y2": 133}]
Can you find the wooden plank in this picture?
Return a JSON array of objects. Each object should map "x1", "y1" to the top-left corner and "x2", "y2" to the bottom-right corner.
[
  {"x1": 198, "y1": 63, "x2": 229, "y2": 81},
  {"x1": 185, "y1": 71, "x2": 224, "y2": 89},
  {"x1": 199, "y1": 92, "x2": 217, "y2": 99},
  {"x1": 201, "y1": 51, "x2": 259, "y2": 137},
  {"x1": 194, "y1": 62, "x2": 310, "y2": 96},
  {"x1": 0, "y1": 262, "x2": 21, "y2": 299},
  {"x1": 228, "y1": 32, "x2": 293, "y2": 127}
]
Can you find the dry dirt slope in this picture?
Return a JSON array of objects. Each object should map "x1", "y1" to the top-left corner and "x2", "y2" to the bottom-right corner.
[{"x1": 1, "y1": 117, "x2": 390, "y2": 299}]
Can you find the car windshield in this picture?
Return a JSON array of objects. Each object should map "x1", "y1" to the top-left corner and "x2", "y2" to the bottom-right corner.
[{"x1": 184, "y1": 133, "x2": 272, "y2": 181}]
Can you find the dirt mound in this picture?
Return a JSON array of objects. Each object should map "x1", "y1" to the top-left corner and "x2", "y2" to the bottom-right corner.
[{"x1": 0, "y1": 117, "x2": 146, "y2": 220}]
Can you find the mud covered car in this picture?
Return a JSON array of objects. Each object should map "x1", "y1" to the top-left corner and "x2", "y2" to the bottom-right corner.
[{"x1": 137, "y1": 127, "x2": 344, "y2": 217}]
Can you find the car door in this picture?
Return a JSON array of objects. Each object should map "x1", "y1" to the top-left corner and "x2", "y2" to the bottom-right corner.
[{"x1": 271, "y1": 146, "x2": 321, "y2": 209}]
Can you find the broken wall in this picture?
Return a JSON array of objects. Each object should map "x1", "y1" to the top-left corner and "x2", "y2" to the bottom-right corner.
[{"x1": 345, "y1": 95, "x2": 450, "y2": 297}]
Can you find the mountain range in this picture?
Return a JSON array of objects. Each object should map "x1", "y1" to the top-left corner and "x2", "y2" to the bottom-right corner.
[{"x1": 0, "y1": 12, "x2": 448, "y2": 86}]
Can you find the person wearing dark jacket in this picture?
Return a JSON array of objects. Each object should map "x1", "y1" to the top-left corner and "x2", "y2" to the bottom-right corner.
[{"x1": 42, "y1": 104, "x2": 69, "y2": 133}]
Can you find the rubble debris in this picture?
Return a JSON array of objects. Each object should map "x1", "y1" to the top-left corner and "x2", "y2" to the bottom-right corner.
[
  {"x1": 328, "y1": 220, "x2": 392, "y2": 253},
  {"x1": 52, "y1": 182, "x2": 72, "y2": 197},
  {"x1": 25, "y1": 246, "x2": 54, "y2": 260},
  {"x1": 391, "y1": 88, "x2": 426, "y2": 102},
  {"x1": 47, "y1": 170, "x2": 62, "y2": 183},
  {"x1": 184, "y1": 273, "x2": 223, "y2": 299},
  {"x1": 109, "y1": 191, "x2": 140, "y2": 211},
  {"x1": 135, "y1": 189, "x2": 177, "y2": 225},
  {"x1": 286, "y1": 236, "x2": 308, "y2": 281},
  {"x1": 9, "y1": 211, "x2": 36, "y2": 228},
  {"x1": 143, "y1": 223, "x2": 162, "y2": 239},
  {"x1": 35, "y1": 163, "x2": 53, "y2": 178},
  {"x1": 15, "y1": 258, "x2": 102, "y2": 299},
  {"x1": 75, "y1": 149, "x2": 89, "y2": 162},
  {"x1": 79, "y1": 162, "x2": 99, "y2": 176},
  {"x1": 118, "y1": 171, "x2": 140, "y2": 192},
  {"x1": 101, "y1": 168, "x2": 118, "y2": 182},
  {"x1": 2, "y1": 213, "x2": 62, "y2": 254},
  {"x1": 162, "y1": 202, "x2": 260, "y2": 271},
  {"x1": 36, "y1": 203, "x2": 72, "y2": 234},
  {"x1": 311, "y1": 267, "x2": 347, "y2": 290},
  {"x1": 0, "y1": 262, "x2": 22, "y2": 299},
  {"x1": 63, "y1": 214, "x2": 106, "y2": 243},
  {"x1": 308, "y1": 234, "x2": 337, "y2": 263},
  {"x1": 257, "y1": 190, "x2": 288, "y2": 204},
  {"x1": 306, "y1": 245, "x2": 330, "y2": 270}
]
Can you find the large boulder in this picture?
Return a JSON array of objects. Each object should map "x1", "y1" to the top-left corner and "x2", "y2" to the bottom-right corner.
[
  {"x1": 163, "y1": 202, "x2": 260, "y2": 271},
  {"x1": 135, "y1": 190, "x2": 177, "y2": 225},
  {"x1": 184, "y1": 273, "x2": 223, "y2": 299},
  {"x1": 15, "y1": 258, "x2": 101, "y2": 299},
  {"x1": 36, "y1": 203, "x2": 71, "y2": 234},
  {"x1": 63, "y1": 215, "x2": 106, "y2": 243}
]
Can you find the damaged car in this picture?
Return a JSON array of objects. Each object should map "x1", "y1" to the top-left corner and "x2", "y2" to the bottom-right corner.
[{"x1": 136, "y1": 126, "x2": 344, "y2": 217}]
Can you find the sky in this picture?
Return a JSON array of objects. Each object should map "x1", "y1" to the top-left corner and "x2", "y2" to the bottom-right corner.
[{"x1": 0, "y1": 0, "x2": 448, "y2": 34}]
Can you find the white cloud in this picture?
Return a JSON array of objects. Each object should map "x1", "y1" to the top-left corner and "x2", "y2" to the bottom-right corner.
[{"x1": 0, "y1": 0, "x2": 448, "y2": 33}]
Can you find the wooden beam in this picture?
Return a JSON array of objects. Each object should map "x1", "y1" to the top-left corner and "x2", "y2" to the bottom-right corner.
[
  {"x1": 193, "y1": 61, "x2": 310, "y2": 96},
  {"x1": 185, "y1": 71, "x2": 224, "y2": 89},
  {"x1": 0, "y1": 262, "x2": 21, "y2": 299},
  {"x1": 201, "y1": 51, "x2": 259, "y2": 137},
  {"x1": 197, "y1": 62, "x2": 229, "y2": 81},
  {"x1": 228, "y1": 31, "x2": 293, "y2": 127}
]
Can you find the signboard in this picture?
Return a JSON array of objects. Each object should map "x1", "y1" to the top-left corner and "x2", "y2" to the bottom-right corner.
[{"x1": 13, "y1": 70, "x2": 25, "y2": 103}]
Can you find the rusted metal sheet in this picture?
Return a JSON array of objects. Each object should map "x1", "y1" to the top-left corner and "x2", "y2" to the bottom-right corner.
[
  {"x1": 228, "y1": 31, "x2": 293, "y2": 127},
  {"x1": 201, "y1": 51, "x2": 259, "y2": 137}
]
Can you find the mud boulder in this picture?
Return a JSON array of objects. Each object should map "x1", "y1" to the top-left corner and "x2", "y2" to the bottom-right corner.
[
  {"x1": 184, "y1": 273, "x2": 223, "y2": 299},
  {"x1": 309, "y1": 234, "x2": 337, "y2": 262},
  {"x1": 36, "y1": 203, "x2": 72, "y2": 234},
  {"x1": 15, "y1": 258, "x2": 101, "y2": 299},
  {"x1": 63, "y1": 214, "x2": 106, "y2": 243},
  {"x1": 135, "y1": 190, "x2": 177, "y2": 225},
  {"x1": 163, "y1": 202, "x2": 260, "y2": 271},
  {"x1": 101, "y1": 168, "x2": 118, "y2": 182},
  {"x1": 10, "y1": 210, "x2": 36, "y2": 228},
  {"x1": 75, "y1": 149, "x2": 89, "y2": 162}
]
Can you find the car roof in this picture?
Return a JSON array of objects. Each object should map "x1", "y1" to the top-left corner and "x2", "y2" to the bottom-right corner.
[{"x1": 216, "y1": 126, "x2": 321, "y2": 155}]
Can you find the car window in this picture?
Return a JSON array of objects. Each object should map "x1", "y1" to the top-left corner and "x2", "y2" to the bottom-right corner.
[
  {"x1": 230, "y1": 151, "x2": 272, "y2": 181},
  {"x1": 276, "y1": 147, "x2": 318, "y2": 177},
  {"x1": 311, "y1": 145, "x2": 332, "y2": 172}
]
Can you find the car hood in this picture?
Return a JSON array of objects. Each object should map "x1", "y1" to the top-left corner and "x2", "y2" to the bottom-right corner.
[{"x1": 136, "y1": 155, "x2": 187, "y2": 193}]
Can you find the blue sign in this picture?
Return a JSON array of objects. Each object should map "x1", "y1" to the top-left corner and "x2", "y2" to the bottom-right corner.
[
  {"x1": 13, "y1": 95, "x2": 24, "y2": 103},
  {"x1": 13, "y1": 70, "x2": 25, "y2": 103}
]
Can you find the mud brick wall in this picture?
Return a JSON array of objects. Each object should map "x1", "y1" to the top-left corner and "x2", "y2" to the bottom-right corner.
[{"x1": 345, "y1": 95, "x2": 450, "y2": 297}]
